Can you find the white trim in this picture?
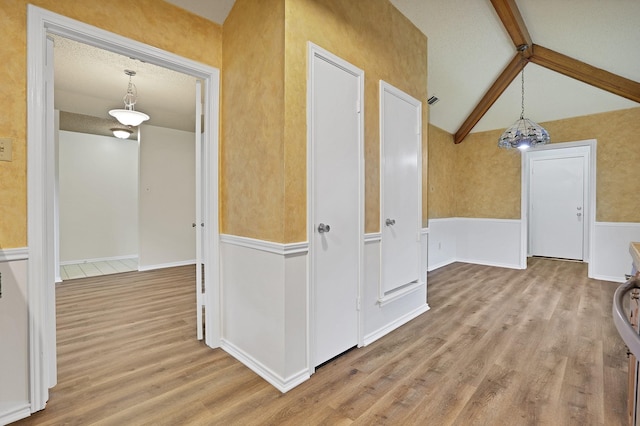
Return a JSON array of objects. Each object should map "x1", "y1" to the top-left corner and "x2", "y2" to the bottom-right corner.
[
  {"x1": 0, "y1": 403, "x2": 32, "y2": 425},
  {"x1": 27, "y1": 5, "x2": 221, "y2": 413},
  {"x1": 307, "y1": 42, "x2": 365, "y2": 372},
  {"x1": 363, "y1": 303, "x2": 430, "y2": 346},
  {"x1": 220, "y1": 234, "x2": 308, "y2": 256},
  {"x1": 220, "y1": 339, "x2": 310, "y2": 393},
  {"x1": 428, "y1": 258, "x2": 457, "y2": 272},
  {"x1": 521, "y1": 139, "x2": 596, "y2": 274},
  {"x1": 137, "y1": 259, "x2": 196, "y2": 272},
  {"x1": 59, "y1": 255, "x2": 137, "y2": 266},
  {"x1": 377, "y1": 281, "x2": 424, "y2": 306},
  {"x1": 364, "y1": 232, "x2": 382, "y2": 243},
  {"x1": 596, "y1": 221, "x2": 640, "y2": 228},
  {"x1": 0, "y1": 247, "x2": 29, "y2": 262}
]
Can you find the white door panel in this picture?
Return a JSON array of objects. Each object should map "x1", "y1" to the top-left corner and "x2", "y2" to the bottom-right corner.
[
  {"x1": 530, "y1": 156, "x2": 585, "y2": 260},
  {"x1": 310, "y1": 46, "x2": 362, "y2": 367},
  {"x1": 380, "y1": 82, "x2": 421, "y2": 294}
]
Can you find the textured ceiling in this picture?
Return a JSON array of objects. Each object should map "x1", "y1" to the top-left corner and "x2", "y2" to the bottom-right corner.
[
  {"x1": 55, "y1": 0, "x2": 640, "y2": 139},
  {"x1": 390, "y1": 0, "x2": 640, "y2": 134}
]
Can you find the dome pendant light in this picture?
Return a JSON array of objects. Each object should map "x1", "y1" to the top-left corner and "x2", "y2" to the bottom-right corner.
[
  {"x1": 498, "y1": 45, "x2": 549, "y2": 150},
  {"x1": 108, "y1": 70, "x2": 150, "y2": 127}
]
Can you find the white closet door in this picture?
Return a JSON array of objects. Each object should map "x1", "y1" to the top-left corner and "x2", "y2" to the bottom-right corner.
[
  {"x1": 309, "y1": 44, "x2": 363, "y2": 367},
  {"x1": 380, "y1": 81, "x2": 421, "y2": 295}
]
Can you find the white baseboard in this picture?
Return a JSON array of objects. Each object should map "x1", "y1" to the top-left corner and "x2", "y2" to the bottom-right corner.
[
  {"x1": 60, "y1": 254, "x2": 137, "y2": 266},
  {"x1": 427, "y1": 259, "x2": 456, "y2": 272},
  {"x1": 0, "y1": 402, "x2": 31, "y2": 425},
  {"x1": 363, "y1": 303, "x2": 430, "y2": 346},
  {"x1": 138, "y1": 259, "x2": 195, "y2": 272},
  {"x1": 220, "y1": 339, "x2": 310, "y2": 393},
  {"x1": 456, "y1": 257, "x2": 522, "y2": 270}
]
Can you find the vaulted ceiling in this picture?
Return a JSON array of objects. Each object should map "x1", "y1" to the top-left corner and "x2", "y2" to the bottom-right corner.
[{"x1": 56, "y1": 0, "x2": 640, "y2": 141}]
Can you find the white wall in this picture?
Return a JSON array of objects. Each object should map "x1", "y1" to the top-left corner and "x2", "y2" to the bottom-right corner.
[
  {"x1": 58, "y1": 131, "x2": 138, "y2": 263},
  {"x1": 428, "y1": 218, "x2": 523, "y2": 271},
  {"x1": 428, "y1": 217, "x2": 639, "y2": 282},
  {"x1": 219, "y1": 232, "x2": 429, "y2": 392},
  {"x1": 0, "y1": 250, "x2": 30, "y2": 425},
  {"x1": 591, "y1": 222, "x2": 640, "y2": 282},
  {"x1": 220, "y1": 236, "x2": 309, "y2": 392},
  {"x1": 138, "y1": 125, "x2": 196, "y2": 270}
]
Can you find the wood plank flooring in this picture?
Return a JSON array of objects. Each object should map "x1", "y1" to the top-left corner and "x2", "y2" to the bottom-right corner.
[{"x1": 15, "y1": 258, "x2": 628, "y2": 425}]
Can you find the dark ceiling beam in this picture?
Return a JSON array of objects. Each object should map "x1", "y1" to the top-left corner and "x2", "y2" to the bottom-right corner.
[
  {"x1": 454, "y1": 0, "x2": 640, "y2": 144},
  {"x1": 530, "y1": 44, "x2": 640, "y2": 104},
  {"x1": 489, "y1": 0, "x2": 533, "y2": 53},
  {"x1": 454, "y1": 53, "x2": 527, "y2": 144}
]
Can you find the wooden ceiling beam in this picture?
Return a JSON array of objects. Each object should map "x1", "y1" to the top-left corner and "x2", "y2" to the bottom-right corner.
[
  {"x1": 490, "y1": 0, "x2": 532, "y2": 52},
  {"x1": 530, "y1": 44, "x2": 640, "y2": 104},
  {"x1": 454, "y1": 53, "x2": 527, "y2": 144}
]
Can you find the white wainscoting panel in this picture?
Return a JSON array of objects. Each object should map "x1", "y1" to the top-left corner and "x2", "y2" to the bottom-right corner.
[
  {"x1": 455, "y1": 218, "x2": 523, "y2": 269},
  {"x1": 0, "y1": 250, "x2": 30, "y2": 425},
  {"x1": 428, "y1": 218, "x2": 523, "y2": 271},
  {"x1": 362, "y1": 232, "x2": 429, "y2": 346},
  {"x1": 591, "y1": 222, "x2": 640, "y2": 282},
  {"x1": 219, "y1": 235, "x2": 309, "y2": 392},
  {"x1": 427, "y1": 218, "x2": 458, "y2": 271}
]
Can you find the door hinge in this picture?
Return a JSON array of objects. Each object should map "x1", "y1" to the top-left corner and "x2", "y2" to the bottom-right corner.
[
  {"x1": 356, "y1": 297, "x2": 361, "y2": 310},
  {"x1": 356, "y1": 101, "x2": 361, "y2": 113}
]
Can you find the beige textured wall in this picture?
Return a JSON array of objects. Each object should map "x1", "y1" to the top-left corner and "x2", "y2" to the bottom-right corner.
[
  {"x1": 427, "y1": 124, "x2": 456, "y2": 218},
  {"x1": 543, "y1": 107, "x2": 640, "y2": 222},
  {"x1": 454, "y1": 128, "x2": 522, "y2": 219},
  {"x1": 429, "y1": 107, "x2": 640, "y2": 222},
  {"x1": 285, "y1": 0, "x2": 428, "y2": 237},
  {"x1": 0, "y1": 0, "x2": 222, "y2": 249},
  {"x1": 221, "y1": 0, "x2": 285, "y2": 242}
]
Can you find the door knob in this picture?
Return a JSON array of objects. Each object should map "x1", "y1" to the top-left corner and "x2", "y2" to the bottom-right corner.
[
  {"x1": 317, "y1": 223, "x2": 330, "y2": 233},
  {"x1": 577, "y1": 206, "x2": 582, "y2": 210},
  {"x1": 577, "y1": 213, "x2": 582, "y2": 217},
  {"x1": 385, "y1": 218, "x2": 396, "y2": 226}
]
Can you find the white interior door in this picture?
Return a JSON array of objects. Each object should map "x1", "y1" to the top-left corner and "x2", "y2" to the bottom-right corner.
[
  {"x1": 380, "y1": 81, "x2": 421, "y2": 295},
  {"x1": 309, "y1": 44, "x2": 363, "y2": 367},
  {"x1": 194, "y1": 80, "x2": 204, "y2": 340},
  {"x1": 530, "y1": 154, "x2": 585, "y2": 260}
]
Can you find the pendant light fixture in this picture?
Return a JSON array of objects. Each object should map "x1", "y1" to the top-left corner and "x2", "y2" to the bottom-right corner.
[
  {"x1": 110, "y1": 127, "x2": 133, "y2": 139},
  {"x1": 498, "y1": 45, "x2": 549, "y2": 150},
  {"x1": 108, "y1": 70, "x2": 150, "y2": 127}
]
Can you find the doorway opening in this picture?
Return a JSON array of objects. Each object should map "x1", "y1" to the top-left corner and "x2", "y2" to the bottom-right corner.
[
  {"x1": 521, "y1": 140, "x2": 596, "y2": 275},
  {"x1": 27, "y1": 5, "x2": 220, "y2": 412}
]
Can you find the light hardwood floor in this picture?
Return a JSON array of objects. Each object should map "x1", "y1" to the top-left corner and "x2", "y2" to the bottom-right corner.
[{"x1": 15, "y1": 258, "x2": 628, "y2": 425}]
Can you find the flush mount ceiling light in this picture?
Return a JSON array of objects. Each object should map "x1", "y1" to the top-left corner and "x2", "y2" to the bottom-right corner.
[
  {"x1": 108, "y1": 70, "x2": 150, "y2": 127},
  {"x1": 498, "y1": 45, "x2": 549, "y2": 151},
  {"x1": 111, "y1": 127, "x2": 133, "y2": 139}
]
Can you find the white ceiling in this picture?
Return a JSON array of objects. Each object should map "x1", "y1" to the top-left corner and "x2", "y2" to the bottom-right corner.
[{"x1": 54, "y1": 0, "x2": 640, "y2": 137}]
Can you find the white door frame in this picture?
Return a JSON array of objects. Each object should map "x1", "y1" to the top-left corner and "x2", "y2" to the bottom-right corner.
[
  {"x1": 306, "y1": 42, "x2": 364, "y2": 374},
  {"x1": 27, "y1": 5, "x2": 221, "y2": 412},
  {"x1": 520, "y1": 139, "x2": 596, "y2": 275}
]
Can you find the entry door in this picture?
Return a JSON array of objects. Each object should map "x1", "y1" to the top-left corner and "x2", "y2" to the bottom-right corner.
[
  {"x1": 309, "y1": 44, "x2": 363, "y2": 367},
  {"x1": 380, "y1": 81, "x2": 421, "y2": 295},
  {"x1": 530, "y1": 154, "x2": 585, "y2": 260}
]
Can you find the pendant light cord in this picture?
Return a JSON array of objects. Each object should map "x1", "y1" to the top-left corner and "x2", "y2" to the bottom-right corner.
[{"x1": 520, "y1": 67, "x2": 525, "y2": 120}]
